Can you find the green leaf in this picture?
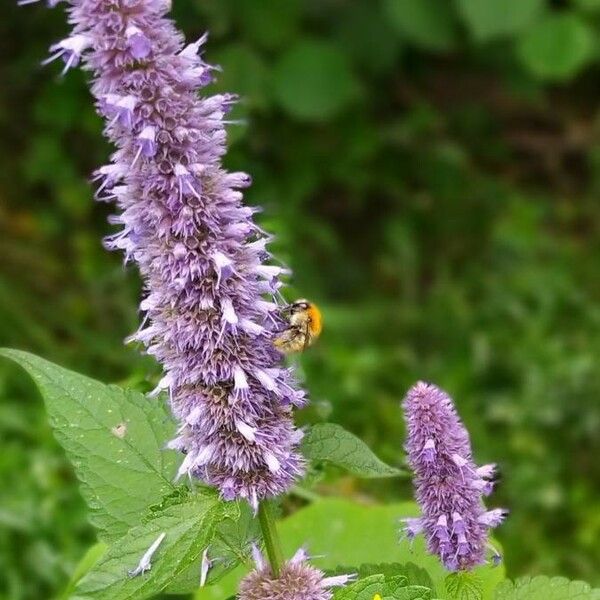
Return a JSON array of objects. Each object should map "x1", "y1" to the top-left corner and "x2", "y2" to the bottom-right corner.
[
  {"x1": 59, "y1": 543, "x2": 108, "y2": 600},
  {"x1": 517, "y1": 13, "x2": 595, "y2": 81},
  {"x1": 209, "y1": 501, "x2": 259, "y2": 580},
  {"x1": 494, "y1": 576, "x2": 600, "y2": 599},
  {"x1": 574, "y1": 0, "x2": 600, "y2": 11},
  {"x1": 211, "y1": 43, "x2": 270, "y2": 111},
  {"x1": 272, "y1": 39, "x2": 359, "y2": 121},
  {"x1": 0, "y1": 349, "x2": 178, "y2": 542},
  {"x1": 334, "y1": 573, "x2": 431, "y2": 600},
  {"x1": 456, "y1": 0, "x2": 544, "y2": 41},
  {"x1": 236, "y1": 0, "x2": 302, "y2": 50},
  {"x1": 383, "y1": 0, "x2": 458, "y2": 51},
  {"x1": 195, "y1": 499, "x2": 505, "y2": 600},
  {"x1": 301, "y1": 423, "x2": 404, "y2": 478},
  {"x1": 337, "y1": 563, "x2": 435, "y2": 592},
  {"x1": 445, "y1": 571, "x2": 483, "y2": 600},
  {"x1": 335, "y1": 3, "x2": 402, "y2": 73},
  {"x1": 72, "y1": 491, "x2": 238, "y2": 600},
  {"x1": 167, "y1": 501, "x2": 258, "y2": 593}
]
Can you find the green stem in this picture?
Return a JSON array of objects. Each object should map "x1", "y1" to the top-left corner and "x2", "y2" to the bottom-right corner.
[{"x1": 258, "y1": 500, "x2": 284, "y2": 578}]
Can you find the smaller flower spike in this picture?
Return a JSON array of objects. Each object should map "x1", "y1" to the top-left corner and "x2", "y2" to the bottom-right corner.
[
  {"x1": 238, "y1": 547, "x2": 355, "y2": 600},
  {"x1": 402, "y1": 382, "x2": 507, "y2": 571}
]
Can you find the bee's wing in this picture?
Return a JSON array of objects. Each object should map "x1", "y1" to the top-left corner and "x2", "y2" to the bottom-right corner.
[{"x1": 303, "y1": 321, "x2": 310, "y2": 351}]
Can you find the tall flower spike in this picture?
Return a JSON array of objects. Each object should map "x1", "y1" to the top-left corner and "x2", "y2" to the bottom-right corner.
[
  {"x1": 402, "y1": 382, "x2": 507, "y2": 571},
  {"x1": 34, "y1": 0, "x2": 306, "y2": 506},
  {"x1": 238, "y1": 547, "x2": 356, "y2": 600}
]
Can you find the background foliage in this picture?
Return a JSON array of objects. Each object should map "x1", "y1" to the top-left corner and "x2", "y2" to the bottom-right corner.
[{"x1": 1, "y1": 0, "x2": 600, "y2": 598}]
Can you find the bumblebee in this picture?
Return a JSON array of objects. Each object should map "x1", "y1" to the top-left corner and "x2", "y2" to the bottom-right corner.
[{"x1": 274, "y1": 299, "x2": 322, "y2": 354}]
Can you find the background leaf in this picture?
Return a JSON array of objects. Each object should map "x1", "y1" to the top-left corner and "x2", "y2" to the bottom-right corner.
[
  {"x1": 0, "y1": 349, "x2": 178, "y2": 543},
  {"x1": 195, "y1": 499, "x2": 505, "y2": 600},
  {"x1": 272, "y1": 39, "x2": 359, "y2": 120},
  {"x1": 59, "y1": 542, "x2": 108, "y2": 600},
  {"x1": 72, "y1": 491, "x2": 238, "y2": 600},
  {"x1": 456, "y1": 0, "x2": 544, "y2": 41},
  {"x1": 494, "y1": 576, "x2": 600, "y2": 599},
  {"x1": 574, "y1": 0, "x2": 600, "y2": 12},
  {"x1": 383, "y1": 0, "x2": 458, "y2": 51},
  {"x1": 301, "y1": 423, "x2": 404, "y2": 478},
  {"x1": 517, "y1": 13, "x2": 595, "y2": 81}
]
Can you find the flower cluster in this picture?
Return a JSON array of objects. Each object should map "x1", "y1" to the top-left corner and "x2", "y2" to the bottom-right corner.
[
  {"x1": 40, "y1": 0, "x2": 306, "y2": 509},
  {"x1": 402, "y1": 382, "x2": 507, "y2": 571},
  {"x1": 238, "y1": 547, "x2": 355, "y2": 600}
]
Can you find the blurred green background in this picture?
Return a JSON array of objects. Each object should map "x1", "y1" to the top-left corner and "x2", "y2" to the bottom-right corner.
[{"x1": 2, "y1": 0, "x2": 600, "y2": 598}]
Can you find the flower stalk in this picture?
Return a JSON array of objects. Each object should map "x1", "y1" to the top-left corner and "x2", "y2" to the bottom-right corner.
[{"x1": 257, "y1": 500, "x2": 284, "y2": 578}]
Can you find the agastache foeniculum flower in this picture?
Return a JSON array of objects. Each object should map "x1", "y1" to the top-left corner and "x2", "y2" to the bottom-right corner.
[
  {"x1": 34, "y1": 0, "x2": 307, "y2": 510},
  {"x1": 238, "y1": 546, "x2": 356, "y2": 600},
  {"x1": 402, "y1": 382, "x2": 507, "y2": 571}
]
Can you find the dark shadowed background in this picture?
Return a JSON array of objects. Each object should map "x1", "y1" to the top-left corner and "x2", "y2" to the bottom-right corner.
[{"x1": 1, "y1": 0, "x2": 600, "y2": 598}]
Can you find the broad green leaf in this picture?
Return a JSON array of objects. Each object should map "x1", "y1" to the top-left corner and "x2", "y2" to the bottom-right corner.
[
  {"x1": 166, "y1": 501, "x2": 258, "y2": 593},
  {"x1": 195, "y1": 499, "x2": 504, "y2": 600},
  {"x1": 494, "y1": 576, "x2": 600, "y2": 599},
  {"x1": 72, "y1": 491, "x2": 238, "y2": 600},
  {"x1": 332, "y1": 563, "x2": 435, "y2": 593},
  {"x1": 383, "y1": 0, "x2": 458, "y2": 51},
  {"x1": 59, "y1": 543, "x2": 108, "y2": 600},
  {"x1": 517, "y1": 13, "x2": 594, "y2": 81},
  {"x1": 301, "y1": 423, "x2": 404, "y2": 478},
  {"x1": 0, "y1": 349, "x2": 178, "y2": 542},
  {"x1": 456, "y1": 0, "x2": 544, "y2": 41},
  {"x1": 445, "y1": 571, "x2": 483, "y2": 600},
  {"x1": 334, "y1": 573, "x2": 431, "y2": 600},
  {"x1": 273, "y1": 39, "x2": 359, "y2": 121}
]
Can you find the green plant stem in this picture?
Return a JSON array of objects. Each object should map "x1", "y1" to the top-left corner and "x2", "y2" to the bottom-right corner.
[{"x1": 258, "y1": 500, "x2": 284, "y2": 578}]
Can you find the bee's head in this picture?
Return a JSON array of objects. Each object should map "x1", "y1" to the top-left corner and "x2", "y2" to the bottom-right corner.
[
  {"x1": 291, "y1": 299, "x2": 311, "y2": 311},
  {"x1": 281, "y1": 299, "x2": 311, "y2": 316}
]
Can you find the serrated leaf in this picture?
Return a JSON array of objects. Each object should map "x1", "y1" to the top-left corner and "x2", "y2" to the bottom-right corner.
[
  {"x1": 72, "y1": 491, "x2": 237, "y2": 600},
  {"x1": 445, "y1": 571, "x2": 483, "y2": 600},
  {"x1": 301, "y1": 423, "x2": 404, "y2": 478},
  {"x1": 517, "y1": 13, "x2": 594, "y2": 81},
  {"x1": 337, "y1": 563, "x2": 435, "y2": 593},
  {"x1": 167, "y1": 501, "x2": 258, "y2": 593},
  {"x1": 0, "y1": 349, "x2": 178, "y2": 542},
  {"x1": 494, "y1": 575, "x2": 600, "y2": 599},
  {"x1": 209, "y1": 501, "x2": 259, "y2": 578},
  {"x1": 456, "y1": 0, "x2": 544, "y2": 41},
  {"x1": 383, "y1": 0, "x2": 458, "y2": 52},
  {"x1": 334, "y1": 573, "x2": 431, "y2": 600},
  {"x1": 333, "y1": 574, "x2": 386, "y2": 600},
  {"x1": 273, "y1": 39, "x2": 359, "y2": 121}
]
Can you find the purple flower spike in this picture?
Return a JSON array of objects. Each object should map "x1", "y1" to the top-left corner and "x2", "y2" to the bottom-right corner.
[
  {"x1": 239, "y1": 547, "x2": 355, "y2": 600},
  {"x1": 402, "y1": 382, "x2": 507, "y2": 571},
  {"x1": 31, "y1": 0, "x2": 307, "y2": 505}
]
